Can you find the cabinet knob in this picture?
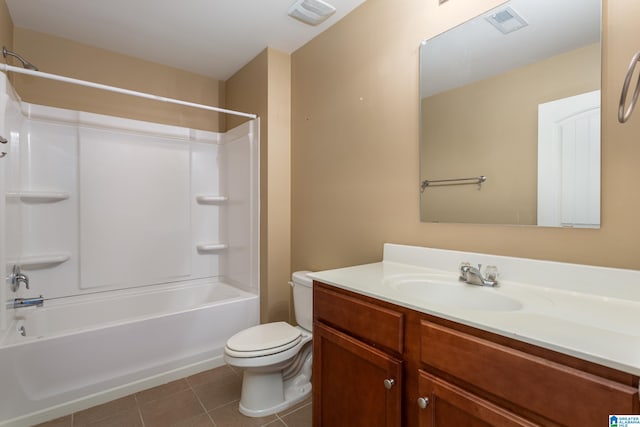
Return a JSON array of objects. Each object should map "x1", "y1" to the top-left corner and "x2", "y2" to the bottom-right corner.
[
  {"x1": 383, "y1": 378, "x2": 395, "y2": 390},
  {"x1": 417, "y1": 397, "x2": 430, "y2": 409}
]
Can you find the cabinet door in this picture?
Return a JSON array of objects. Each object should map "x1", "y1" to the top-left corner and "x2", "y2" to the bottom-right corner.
[
  {"x1": 313, "y1": 322, "x2": 403, "y2": 427},
  {"x1": 418, "y1": 371, "x2": 539, "y2": 427}
]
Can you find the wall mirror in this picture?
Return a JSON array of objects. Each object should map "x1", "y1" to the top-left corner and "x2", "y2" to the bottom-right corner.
[{"x1": 419, "y1": 0, "x2": 601, "y2": 227}]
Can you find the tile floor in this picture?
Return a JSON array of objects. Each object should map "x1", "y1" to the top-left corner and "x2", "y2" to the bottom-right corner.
[{"x1": 35, "y1": 365, "x2": 312, "y2": 427}]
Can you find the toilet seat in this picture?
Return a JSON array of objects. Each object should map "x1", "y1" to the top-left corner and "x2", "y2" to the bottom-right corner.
[{"x1": 225, "y1": 322, "x2": 302, "y2": 358}]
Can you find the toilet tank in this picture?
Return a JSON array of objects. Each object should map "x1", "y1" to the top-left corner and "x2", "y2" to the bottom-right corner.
[{"x1": 291, "y1": 271, "x2": 313, "y2": 331}]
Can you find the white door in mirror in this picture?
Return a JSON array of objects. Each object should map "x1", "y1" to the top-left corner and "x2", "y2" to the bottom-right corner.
[{"x1": 537, "y1": 90, "x2": 601, "y2": 228}]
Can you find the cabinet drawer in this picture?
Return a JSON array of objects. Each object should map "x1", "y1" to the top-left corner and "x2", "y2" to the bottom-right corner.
[
  {"x1": 314, "y1": 283, "x2": 404, "y2": 353},
  {"x1": 420, "y1": 321, "x2": 639, "y2": 427}
]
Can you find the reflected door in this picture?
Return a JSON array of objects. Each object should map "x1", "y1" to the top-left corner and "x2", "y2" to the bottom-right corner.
[{"x1": 537, "y1": 90, "x2": 601, "y2": 228}]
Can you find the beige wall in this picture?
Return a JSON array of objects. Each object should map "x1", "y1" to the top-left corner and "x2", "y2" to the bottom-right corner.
[
  {"x1": 0, "y1": 0, "x2": 12, "y2": 53},
  {"x1": 291, "y1": 0, "x2": 640, "y2": 272},
  {"x1": 420, "y1": 44, "x2": 600, "y2": 224},
  {"x1": 12, "y1": 28, "x2": 225, "y2": 132},
  {"x1": 226, "y1": 48, "x2": 292, "y2": 323}
]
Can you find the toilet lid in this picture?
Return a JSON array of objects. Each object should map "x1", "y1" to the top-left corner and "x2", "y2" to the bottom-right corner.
[{"x1": 227, "y1": 322, "x2": 302, "y2": 353}]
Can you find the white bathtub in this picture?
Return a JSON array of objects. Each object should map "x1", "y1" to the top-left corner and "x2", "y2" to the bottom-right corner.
[{"x1": 0, "y1": 280, "x2": 259, "y2": 426}]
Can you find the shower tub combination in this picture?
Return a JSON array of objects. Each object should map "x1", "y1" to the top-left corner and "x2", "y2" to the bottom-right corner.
[{"x1": 0, "y1": 73, "x2": 260, "y2": 426}]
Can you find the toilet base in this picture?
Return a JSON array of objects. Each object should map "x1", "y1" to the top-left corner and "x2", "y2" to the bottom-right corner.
[
  {"x1": 238, "y1": 343, "x2": 313, "y2": 417},
  {"x1": 238, "y1": 380, "x2": 311, "y2": 417}
]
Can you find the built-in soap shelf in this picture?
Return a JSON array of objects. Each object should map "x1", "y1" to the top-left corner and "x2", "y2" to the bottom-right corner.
[
  {"x1": 8, "y1": 252, "x2": 71, "y2": 269},
  {"x1": 7, "y1": 190, "x2": 70, "y2": 203},
  {"x1": 195, "y1": 195, "x2": 228, "y2": 204},
  {"x1": 196, "y1": 243, "x2": 228, "y2": 252}
]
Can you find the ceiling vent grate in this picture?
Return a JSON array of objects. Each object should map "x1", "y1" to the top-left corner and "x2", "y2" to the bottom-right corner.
[
  {"x1": 288, "y1": 0, "x2": 336, "y2": 26},
  {"x1": 485, "y1": 6, "x2": 528, "y2": 35}
]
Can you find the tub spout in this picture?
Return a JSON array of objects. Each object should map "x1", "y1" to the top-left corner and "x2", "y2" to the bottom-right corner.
[
  {"x1": 8, "y1": 265, "x2": 30, "y2": 292},
  {"x1": 7, "y1": 296, "x2": 44, "y2": 309}
]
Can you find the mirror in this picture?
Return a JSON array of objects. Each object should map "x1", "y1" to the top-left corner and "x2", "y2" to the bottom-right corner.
[{"x1": 419, "y1": 0, "x2": 601, "y2": 227}]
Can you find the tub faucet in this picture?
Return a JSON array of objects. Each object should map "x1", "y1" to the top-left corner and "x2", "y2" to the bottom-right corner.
[
  {"x1": 459, "y1": 263, "x2": 498, "y2": 287},
  {"x1": 7, "y1": 296, "x2": 44, "y2": 309},
  {"x1": 8, "y1": 265, "x2": 29, "y2": 292}
]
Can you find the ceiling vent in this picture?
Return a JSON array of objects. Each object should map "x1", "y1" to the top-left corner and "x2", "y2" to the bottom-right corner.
[
  {"x1": 485, "y1": 6, "x2": 528, "y2": 35},
  {"x1": 288, "y1": 0, "x2": 336, "y2": 26}
]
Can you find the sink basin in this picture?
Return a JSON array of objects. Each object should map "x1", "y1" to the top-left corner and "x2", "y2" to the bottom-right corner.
[{"x1": 386, "y1": 276, "x2": 523, "y2": 312}]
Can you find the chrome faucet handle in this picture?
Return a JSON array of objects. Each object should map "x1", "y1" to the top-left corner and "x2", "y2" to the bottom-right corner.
[
  {"x1": 459, "y1": 261, "x2": 471, "y2": 280},
  {"x1": 484, "y1": 265, "x2": 498, "y2": 282},
  {"x1": 16, "y1": 272, "x2": 29, "y2": 290}
]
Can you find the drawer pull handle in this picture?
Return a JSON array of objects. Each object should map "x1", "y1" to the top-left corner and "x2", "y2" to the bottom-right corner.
[
  {"x1": 417, "y1": 397, "x2": 430, "y2": 409},
  {"x1": 383, "y1": 378, "x2": 395, "y2": 390}
]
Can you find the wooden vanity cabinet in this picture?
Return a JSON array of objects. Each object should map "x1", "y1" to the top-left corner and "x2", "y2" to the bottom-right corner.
[
  {"x1": 313, "y1": 281, "x2": 640, "y2": 427},
  {"x1": 313, "y1": 283, "x2": 404, "y2": 426}
]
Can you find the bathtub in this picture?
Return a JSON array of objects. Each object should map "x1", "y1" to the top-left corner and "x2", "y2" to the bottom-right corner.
[{"x1": 0, "y1": 279, "x2": 259, "y2": 426}]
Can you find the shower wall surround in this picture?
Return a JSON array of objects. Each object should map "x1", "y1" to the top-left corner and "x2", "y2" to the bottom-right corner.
[{"x1": 0, "y1": 73, "x2": 260, "y2": 330}]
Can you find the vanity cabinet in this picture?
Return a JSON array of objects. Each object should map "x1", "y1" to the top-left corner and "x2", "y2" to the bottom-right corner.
[
  {"x1": 313, "y1": 281, "x2": 639, "y2": 427},
  {"x1": 313, "y1": 284, "x2": 404, "y2": 426}
]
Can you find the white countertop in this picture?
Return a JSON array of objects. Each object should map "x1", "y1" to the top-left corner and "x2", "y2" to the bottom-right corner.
[{"x1": 308, "y1": 244, "x2": 640, "y2": 377}]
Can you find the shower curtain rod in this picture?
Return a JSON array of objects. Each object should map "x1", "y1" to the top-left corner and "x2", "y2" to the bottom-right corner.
[{"x1": 1, "y1": 63, "x2": 257, "y2": 119}]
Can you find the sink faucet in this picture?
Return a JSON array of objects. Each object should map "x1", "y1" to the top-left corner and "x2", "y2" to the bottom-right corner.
[
  {"x1": 7, "y1": 296, "x2": 44, "y2": 309},
  {"x1": 459, "y1": 263, "x2": 498, "y2": 287}
]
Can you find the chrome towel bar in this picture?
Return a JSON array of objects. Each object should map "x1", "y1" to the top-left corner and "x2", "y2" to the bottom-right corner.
[{"x1": 420, "y1": 175, "x2": 486, "y2": 192}]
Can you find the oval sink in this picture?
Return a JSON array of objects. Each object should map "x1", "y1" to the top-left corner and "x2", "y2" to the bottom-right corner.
[{"x1": 387, "y1": 277, "x2": 523, "y2": 312}]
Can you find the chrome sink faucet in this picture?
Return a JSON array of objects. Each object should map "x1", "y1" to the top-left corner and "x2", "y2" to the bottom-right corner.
[{"x1": 459, "y1": 263, "x2": 498, "y2": 287}]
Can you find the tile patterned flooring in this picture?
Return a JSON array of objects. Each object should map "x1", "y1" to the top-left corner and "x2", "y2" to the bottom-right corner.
[{"x1": 35, "y1": 365, "x2": 312, "y2": 427}]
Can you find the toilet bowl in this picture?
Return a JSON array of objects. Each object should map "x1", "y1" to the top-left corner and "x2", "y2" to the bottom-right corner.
[{"x1": 224, "y1": 271, "x2": 313, "y2": 417}]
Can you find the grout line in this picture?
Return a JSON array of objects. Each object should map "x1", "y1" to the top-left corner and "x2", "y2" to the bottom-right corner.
[
  {"x1": 207, "y1": 410, "x2": 217, "y2": 427},
  {"x1": 274, "y1": 414, "x2": 288, "y2": 427},
  {"x1": 260, "y1": 418, "x2": 283, "y2": 427},
  {"x1": 137, "y1": 406, "x2": 146, "y2": 427},
  {"x1": 184, "y1": 374, "x2": 195, "y2": 389},
  {"x1": 70, "y1": 397, "x2": 139, "y2": 427},
  {"x1": 228, "y1": 365, "x2": 242, "y2": 376},
  {"x1": 187, "y1": 372, "x2": 213, "y2": 420},
  {"x1": 133, "y1": 394, "x2": 146, "y2": 427},
  {"x1": 66, "y1": 367, "x2": 241, "y2": 427},
  {"x1": 277, "y1": 400, "x2": 312, "y2": 418},
  {"x1": 267, "y1": 414, "x2": 287, "y2": 426}
]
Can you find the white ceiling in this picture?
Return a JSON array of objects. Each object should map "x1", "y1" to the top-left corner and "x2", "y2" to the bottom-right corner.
[
  {"x1": 421, "y1": 0, "x2": 601, "y2": 98},
  {"x1": 5, "y1": 0, "x2": 366, "y2": 80}
]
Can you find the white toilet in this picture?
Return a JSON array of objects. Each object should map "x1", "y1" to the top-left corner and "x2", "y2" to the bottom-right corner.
[{"x1": 224, "y1": 271, "x2": 313, "y2": 417}]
